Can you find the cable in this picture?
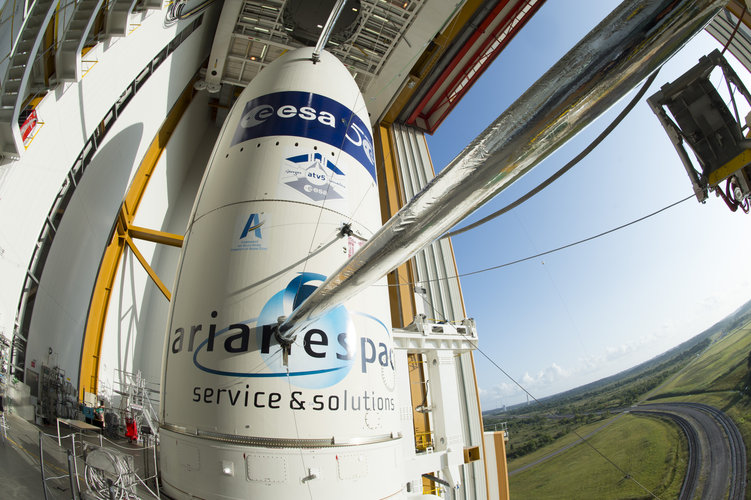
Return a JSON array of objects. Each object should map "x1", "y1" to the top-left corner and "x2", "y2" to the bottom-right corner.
[
  {"x1": 459, "y1": 194, "x2": 693, "y2": 278},
  {"x1": 164, "y1": 0, "x2": 215, "y2": 26},
  {"x1": 383, "y1": 193, "x2": 694, "y2": 288},
  {"x1": 285, "y1": 369, "x2": 314, "y2": 500},
  {"x1": 441, "y1": 69, "x2": 661, "y2": 240},
  {"x1": 722, "y1": 4, "x2": 747, "y2": 56},
  {"x1": 414, "y1": 286, "x2": 661, "y2": 499}
]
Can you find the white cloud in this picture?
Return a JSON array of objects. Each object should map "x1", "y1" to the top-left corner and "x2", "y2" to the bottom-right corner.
[
  {"x1": 578, "y1": 330, "x2": 673, "y2": 374},
  {"x1": 480, "y1": 290, "x2": 751, "y2": 410},
  {"x1": 480, "y1": 362, "x2": 572, "y2": 408},
  {"x1": 481, "y1": 333, "x2": 672, "y2": 408}
]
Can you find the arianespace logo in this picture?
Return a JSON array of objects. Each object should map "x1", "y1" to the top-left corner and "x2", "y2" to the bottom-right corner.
[
  {"x1": 168, "y1": 273, "x2": 393, "y2": 389},
  {"x1": 231, "y1": 91, "x2": 376, "y2": 183},
  {"x1": 281, "y1": 153, "x2": 345, "y2": 202},
  {"x1": 231, "y1": 212, "x2": 267, "y2": 251}
]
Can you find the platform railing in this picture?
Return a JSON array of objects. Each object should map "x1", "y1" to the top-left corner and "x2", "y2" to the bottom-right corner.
[{"x1": 39, "y1": 427, "x2": 161, "y2": 499}]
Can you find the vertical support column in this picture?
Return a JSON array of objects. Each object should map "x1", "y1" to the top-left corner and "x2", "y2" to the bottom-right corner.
[
  {"x1": 39, "y1": 431, "x2": 49, "y2": 500},
  {"x1": 426, "y1": 351, "x2": 464, "y2": 490},
  {"x1": 483, "y1": 431, "x2": 510, "y2": 500},
  {"x1": 390, "y1": 122, "x2": 489, "y2": 498},
  {"x1": 203, "y1": 0, "x2": 243, "y2": 91},
  {"x1": 375, "y1": 123, "x2": 417, "y2": 328},
  {"x1": 67, "y1": 449, "x2": 79, "y2": 500}
]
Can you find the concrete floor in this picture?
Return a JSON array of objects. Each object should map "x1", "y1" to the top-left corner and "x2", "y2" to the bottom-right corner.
[
  {"x1": 0, "y1": 411, "x2": 160, "y2": 499},
  {"x1": 1, "y1": 412, "x2": 66, "y2": 498}
]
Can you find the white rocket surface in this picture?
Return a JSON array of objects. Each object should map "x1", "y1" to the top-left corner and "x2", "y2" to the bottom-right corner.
[{"x1": 159, "y1": 47, "x2": 404, "y2": 498}]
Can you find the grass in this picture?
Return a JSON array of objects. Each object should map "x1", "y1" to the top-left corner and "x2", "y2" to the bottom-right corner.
[
  {"x1": 507, "y1": 414, "x2": 624, "y2": 471},
  {"x1": 648, "y1": 323, "x2": 751, "y2": 492},
  {"x1": 509, "y1": 414, "x2": 686, "y2": 500},
  {"x1": 485, "y1": 334, "x2": 709, "y2": 461},
  {"x1": 652, "y1": 326, "x2": 751, "y2": 398},
  {"x1": 499, "y1": 310, "x2": 751, "y2": 499}
]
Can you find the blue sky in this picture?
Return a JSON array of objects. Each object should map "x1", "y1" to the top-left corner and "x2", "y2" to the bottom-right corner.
[{"x1": 425, "y1": 1, "x2": 751, "y2": 408}]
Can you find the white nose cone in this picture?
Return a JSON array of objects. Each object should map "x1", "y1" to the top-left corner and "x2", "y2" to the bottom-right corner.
[{"x1": 159, "y1": 47, "x2": 402, "y2": 499}]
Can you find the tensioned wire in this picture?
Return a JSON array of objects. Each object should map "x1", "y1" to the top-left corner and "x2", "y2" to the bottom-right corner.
[
  {"x1": 377, "y1": 191, "x2": 694, "y2": 288},
  {"x1": 413, "y1": 281, "x2": 663, "y2": 499}
]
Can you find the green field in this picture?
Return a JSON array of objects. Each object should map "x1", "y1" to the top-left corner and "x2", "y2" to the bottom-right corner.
[
  {"x1": 509, "y1": 414, "x2": 687, "y2": 499},
  {"x1": 650, "y1": 326, "x2": 751, "y2": 398},
  {"x1": 484, "y1": 331, "x2": 710, "y2": 461},
  {"x1": 648, "y1": 323, "x2": 751, "y2": 490},
  {"x1": 494, "y1": 303, "x2": 751, "y2": 499},
  {"x1": 506, "y1": 415, "x2": 622, "y2": 471}
]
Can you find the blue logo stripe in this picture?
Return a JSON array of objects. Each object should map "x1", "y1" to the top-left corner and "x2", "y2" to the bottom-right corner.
[
  {"x1": 191, "y1": 314, "x2": 348, "y2": 378},
  {"x1": 351, "y1": 310, "x2": 392, "y2": 338},
  {"x1": 231, "y1": 91, "x2": 376, "y2": 182},
  {"x1": 192, "y1": 364, "x2": 347, "y2": 378}
]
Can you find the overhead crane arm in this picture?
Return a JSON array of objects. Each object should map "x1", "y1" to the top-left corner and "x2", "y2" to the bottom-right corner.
[{"x1": 276, "y1": 0, "x2": 725, "y2": 343}]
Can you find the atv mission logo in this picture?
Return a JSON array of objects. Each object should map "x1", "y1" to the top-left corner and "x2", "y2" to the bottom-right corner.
[
  {"x1": 281, "y1": 153, "x2": 345, "y2": 202},
  {"x1": 231, "y1": 91, "x2": 376, "y2": 182},
  {"x1": 231, "y1": 212, "x2": 267, "y2": 251}
]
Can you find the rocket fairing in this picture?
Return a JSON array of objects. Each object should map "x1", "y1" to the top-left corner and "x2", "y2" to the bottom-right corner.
[{"x1": 159, "y1": 47, "x2": 403, "y2": 499}]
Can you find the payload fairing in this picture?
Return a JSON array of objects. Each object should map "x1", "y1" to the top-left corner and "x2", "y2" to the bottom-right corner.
[{"x1": 159, "y1": 47, "x2": 405, "y2": 498}]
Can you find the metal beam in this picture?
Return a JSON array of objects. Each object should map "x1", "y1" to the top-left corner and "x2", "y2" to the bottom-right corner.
[
  {"x1": 128, "y1": 225, "x2": 184, "y2": 247},
  {"x1": 204, "y1": 0, "x2": 243, "y2": 89},
  {"x1": 277, "y1": 0, "x2": 724, "y2": 340},
  {"x1": 78, "y1": 82, "x2": 195, "y2": 400},
  {"x1": 123, "y1": 233, "x2": 172, "y2": 300},
  {"x1": 78, "y1": 228, "x2": 125, "y2": 400},
  {"x1": 408, "y1": 0, "x2": 544, "y2": 133}
]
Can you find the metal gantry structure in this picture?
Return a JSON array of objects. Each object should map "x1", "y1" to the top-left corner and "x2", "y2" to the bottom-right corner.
[{"x1": 0, "y1": 0, "x2": 750, "y2": 498}]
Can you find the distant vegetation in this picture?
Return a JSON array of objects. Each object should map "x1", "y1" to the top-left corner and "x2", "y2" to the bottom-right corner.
[
  {"x1": 742, "y1": 350, "x2": 751, "y2": 396},
  {"x1": 483, "y1": 334, "x2": 710, "y2": 459},
  {"x1": 482, "y1": 298, "x2": 751, "y2": 499}
]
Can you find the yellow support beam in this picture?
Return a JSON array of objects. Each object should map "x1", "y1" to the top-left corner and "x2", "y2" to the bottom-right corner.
[
  {"x1": 123, "y1": 88, "x2": 194, "y2": 219},
  {"x1": 375, "y1": 123, "x2": 417, "y2": 328},
  {"x1": 129, "y1": 225, "x2": 184, "y2": 247},
  {"x1": 123, "y1": 233, "x2": 172, "y2": 301},
  {"x1": 727, "y1": 1, "x2": 751, "y2": 31},
  {"x1": 492, "y1": 431, "x2": 511, "y2": 500},
  {"x1": 708, "y1": 149, "x2": 751, "y2": 186},
  {"x1": 78, "y1": 81, "x2": 195, "y2": 400},
  {"x1": 78, "y1": 229, "x2": 125, "y2": 401}
]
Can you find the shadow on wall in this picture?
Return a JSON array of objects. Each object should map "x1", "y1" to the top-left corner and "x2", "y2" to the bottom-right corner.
[
  {"x1": 73, "y1": 8, "x2": 220, "y2": 400},
  {"x1": 25, "y1": 123, "x2": 144, "y2": 388},
  {"x1": 117, "y1": 11, "x2": 221, "y2": 392},
  {"x1": 131, "y1": 111, "x2": 220, "y2": 389}
]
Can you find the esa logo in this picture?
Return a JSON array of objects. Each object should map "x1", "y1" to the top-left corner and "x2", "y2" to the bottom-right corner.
[
  {"x1": 231, "y1": 91, "x2": 376, "y2": 183},
  {"x1": 241, "y1": 104, "x2": 335, "y2": 129}
]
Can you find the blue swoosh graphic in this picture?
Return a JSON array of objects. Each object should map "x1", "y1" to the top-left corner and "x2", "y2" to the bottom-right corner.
[
  {"x1": 351, "y1": 310, "x2": 391, "y2": 338},
  {"x1": 191, "y1": 315, "x2": 348, "y2": 378}
]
